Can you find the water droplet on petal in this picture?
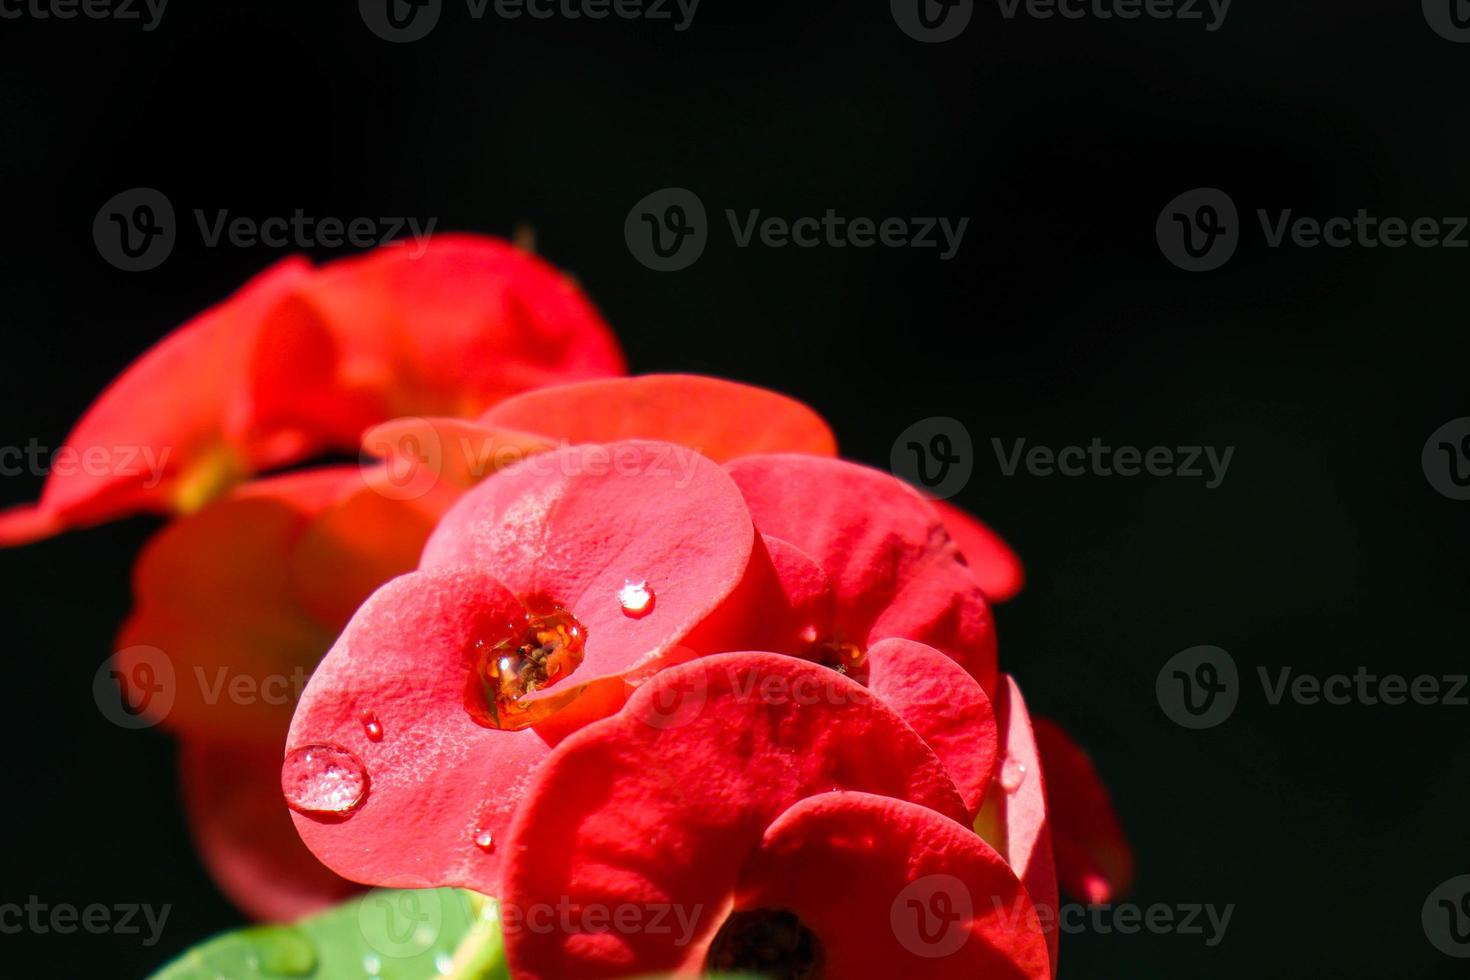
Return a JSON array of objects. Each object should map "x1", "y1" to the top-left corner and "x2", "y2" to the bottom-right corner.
[
  {"x1": 282, "y1": 743, "x2": 369, "y2": 816},
  {"x1": 999, "y1": 753, "x2": 1027, "y2": 793},
  {"x1": 358, "y1": 709, "x2": 384, "y2": 742},
  {"x1": 473, "y1": 828, "x2": 495, "y2": 853},
  {"x1": 618, "y1": 579, "x2": 655, "y2": 618},
  {"x1": 465, "y1": 607, "x2": 588, "y2": 730}
]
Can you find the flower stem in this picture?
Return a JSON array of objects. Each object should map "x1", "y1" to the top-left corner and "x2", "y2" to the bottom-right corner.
[{"x1": 443, "y1": 893, "x2": 509, "y2": 980}]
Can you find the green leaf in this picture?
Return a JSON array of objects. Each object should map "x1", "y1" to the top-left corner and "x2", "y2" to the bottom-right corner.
[{"x1": 150, "y1": 887, "x2": 507, "y2": 980}]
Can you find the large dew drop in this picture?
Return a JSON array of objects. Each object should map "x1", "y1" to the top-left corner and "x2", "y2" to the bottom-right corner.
[
  {"x1": 465, "y1": 607, "x2": 588, "y2": 731},
  {"x1": 282, "y1": 743, "x2": 370, "y2": 817}
]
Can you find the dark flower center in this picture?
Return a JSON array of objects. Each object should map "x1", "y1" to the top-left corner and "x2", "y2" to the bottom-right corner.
[
  {"x1": 705, "y1": 908, "x2": 825, "y2": 979},
  {"x1": 812, "y1": 639, "x2": 868, "y2": 686}
]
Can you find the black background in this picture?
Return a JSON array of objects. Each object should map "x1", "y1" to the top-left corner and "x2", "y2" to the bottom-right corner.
[{"x1": 2, "y1": 1, "x2": 1468, "y2": 976}]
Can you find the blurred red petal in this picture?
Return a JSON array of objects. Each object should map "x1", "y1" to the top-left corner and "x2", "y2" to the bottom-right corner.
[
  {"x1": 1033, "y1": 717, "x2": 1135, "y2": 905},
  {"x1": 500, "y1": 652, "x2": 967, "y2": 979},
  {"x1": 479, "y1": 374, "x2": 836, "y2": 462},
  {"x1": 181, "y1": 737, "x2": 360, "y2": 923},
  {"x1": 932, "y1": 499, "x2": 1026, "y2": 602}
]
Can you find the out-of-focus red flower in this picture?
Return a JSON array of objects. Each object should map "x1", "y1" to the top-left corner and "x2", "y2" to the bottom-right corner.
[
  {"x1": 0, "y1": 235, "x2": 623, "y2": 545},
  {"x1": 1034, "y1": 716, "x2": 1136, "y2": 905},
  {"x1": 0, "y1": 235, "x2": 627, "y2": 920},
  {"x1": 498, "y1": 654, "x2": 1048, "y2": 979}
]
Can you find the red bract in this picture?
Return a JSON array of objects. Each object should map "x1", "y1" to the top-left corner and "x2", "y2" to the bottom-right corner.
[
  {"x1": 288, "y1": 442, "x2": 762, "y2": 891},
  {"x1": 360, "y1": 373, "x2": 840, "y2": 492},
  {"x1": 931, "y1": 498, "x2": 1026, "y2": 603},
  {"x1": 1034, "y1": 717, "x2": 1135, "y2": 905},
  {"x1": 0, "y1": 235, "x2": 622, "y2": 545},
  {"x1": 976, "y1": 676, "x2": 1060, "y2": 976},
  {"x1": 725, "y1": 454, "x2": 998, "y2": 693},
  {"x1": 497, "y1": 654, "x2": 1048, "y2": 979}
]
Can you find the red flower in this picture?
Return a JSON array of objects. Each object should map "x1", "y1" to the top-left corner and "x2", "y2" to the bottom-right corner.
[
  {"x1": 0, "y1": 235, "x2": 623, "y2": 545},
  {"x1": 497, "y1": 653, "x2": 1049, "y2": 979},
  {"x1": 0, "y1": 235, "x2": 626, "y2": 920}
]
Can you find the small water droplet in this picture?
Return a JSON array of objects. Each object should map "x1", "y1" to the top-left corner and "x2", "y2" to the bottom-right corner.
[
  {"x1": 358, "y1": 709, "x2": 384, "y2": 742},
  {"x1": 435, "y1": 951, "x2": 455, "y2": 974},
  {"x1": 473, "y1": 828, "x2": 495, "y2": 852},
  {"x1": 362, "y1": 952, "x2": 382, "y2": 976},
  {"x1": 618, "y1": 579, "x2": 655, "y2": 618},
  {"x1": 282, "y1": 743, "x2": 369, "y2": 816},
  {"x1": 999, "y1": 753, "x2": 1027, "y2": 793}
]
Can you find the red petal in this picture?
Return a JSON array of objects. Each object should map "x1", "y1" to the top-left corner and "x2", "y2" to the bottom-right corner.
[
  {"x1": 291, "y1": 234, "x2": 625, "y2": 441},
  {"x1": 286, "y1": 568, "x2": 551, "y2": 895},
  {"x1": 867, "y1": 637, "x2": 998, "y2": 819},
  {"x1": 731, "y1": 791, "x2": 1051, "y2": 979},
  {"x1": 181, "y1": 737, "x2": 360, "y2": 922},
  {"x1": 500, "y1": 652, "x2": 968, "y2": 979},
  {"x1": 479, "y1": 374, "x2": 836, "y2": 462},
  {"x1": 115, "y1": 468, "x2": 354, "y2": 741},
  {"x1": 1033, "y1": 717, "x2": 1135, "y2": 904},
  {"x1": 932, "y1": 500, "x2": 1026, "y2": 602},
  {"x1": 975, "y1": 676, "x2": 1059, "y2": 976},
  {"x1": 726, "y1": 454, "x2": 996, "y2": 691},
  {"x1": 0, "y1": 257, "x2": 314, "y2": 543},
  {"x1": 420, "y1": 441, "x2": 757, "y2": 724}
]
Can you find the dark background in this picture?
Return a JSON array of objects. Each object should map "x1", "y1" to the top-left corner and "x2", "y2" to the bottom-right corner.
[{"x1": 2, "y1": 1, "x2": 1468, "y2": 976}]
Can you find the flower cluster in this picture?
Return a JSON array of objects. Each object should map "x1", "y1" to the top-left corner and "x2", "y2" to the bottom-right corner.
[{"x1": 2, "y1": 236, "x2": 1131, "y2": 977}]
